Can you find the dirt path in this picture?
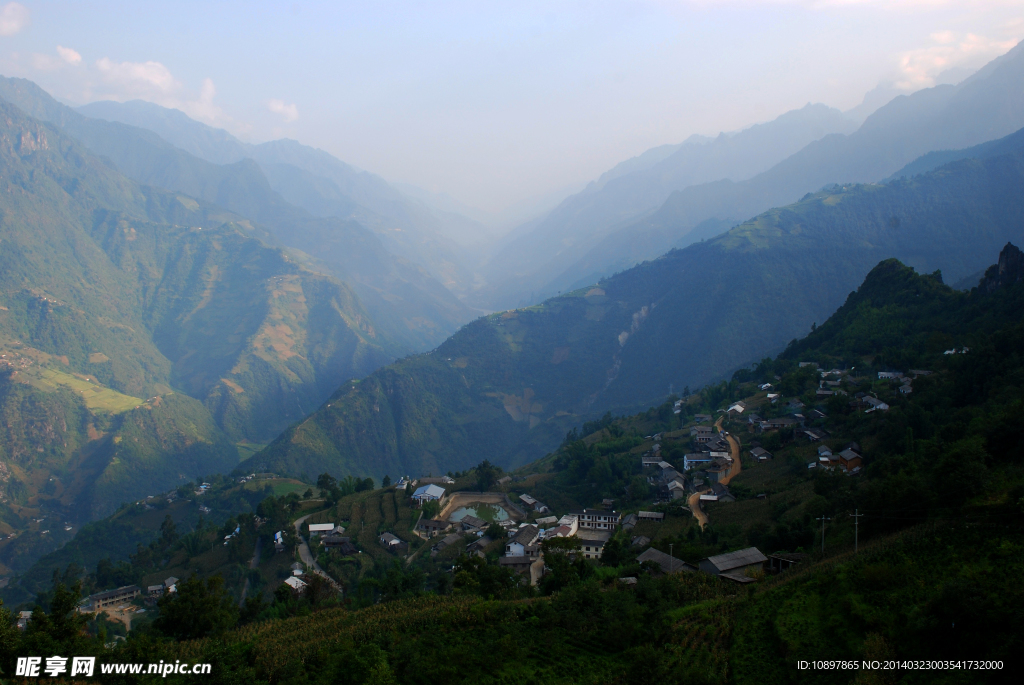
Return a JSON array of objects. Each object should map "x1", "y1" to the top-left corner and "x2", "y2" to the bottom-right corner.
[
  {"x1": 293, "y1": 514, "x2": 344, "y2": 593},
  {"x1": 719, "y1": 434, "x2": 742, "y2": 486},
  {"x1": 688, "y1": 491, "x2": 709, "y2": 529}
]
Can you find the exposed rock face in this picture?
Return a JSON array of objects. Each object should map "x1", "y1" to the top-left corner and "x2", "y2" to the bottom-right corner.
[{"x1": 979, "y1": 242, "x2": 1024, "y2": 293}]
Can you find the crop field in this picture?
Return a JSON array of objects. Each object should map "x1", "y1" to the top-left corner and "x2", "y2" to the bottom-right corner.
[
  {"x1": 29, "y1": 367, "x2": 142, "y2": 413},
  {"x1": 242, "y1": 478, "x2": 308, "y2": 497}
]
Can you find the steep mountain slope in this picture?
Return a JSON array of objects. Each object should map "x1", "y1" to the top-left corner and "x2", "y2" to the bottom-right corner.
[
  {"x1": 242, "y1": 129, "x2": 1024, "y2": 481},
  {"x1": 0, "y1": 98, "x2": 389, "y2": 558},
  {"x1": 0, "y1": 78, "x2": 472, "y2": 353},
  {"x1": 77, "y1": 99, "x2": 486, "y2": 292},
  {"x1": 479, "y1": 40, "x2": 1024, "y2": 310},
  {"x1": 473, "y1": 103, "x2": 859, "y2": 307}
]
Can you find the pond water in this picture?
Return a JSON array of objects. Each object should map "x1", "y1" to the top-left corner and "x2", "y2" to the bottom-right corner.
[{"x1": 448, "y1": 503, "x2": 510, "y2": 523}]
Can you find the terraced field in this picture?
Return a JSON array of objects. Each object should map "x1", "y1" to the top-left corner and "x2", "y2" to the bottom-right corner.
[{"x1": 30, "y1": 367, "x2": 144, "y2": 414}]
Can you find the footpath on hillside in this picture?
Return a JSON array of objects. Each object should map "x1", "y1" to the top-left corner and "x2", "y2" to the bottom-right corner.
[
  {"x1": 689, "y1": 416, "x2": 742, "y2": 528},
  {"x1": 292, "y1": 513, "x2": 344, "y2": 593}
]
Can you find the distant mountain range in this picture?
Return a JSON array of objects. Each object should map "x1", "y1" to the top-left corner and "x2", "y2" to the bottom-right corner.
[
  {"x1": 471, "y1": 103, "x2": 860, "y2": 308},
  {"x1": 76, "y1": 99, "x2": 491, "y2": 295},
  {"x1": 0, "y1": 79, "x2": 476, "y2": 354},
  {"x1": 474, "y1": 40, "x2": 1024, "y2": 310},
  {"x1": 242, "y1": 122, "x2": 1024, "y2": 482}
]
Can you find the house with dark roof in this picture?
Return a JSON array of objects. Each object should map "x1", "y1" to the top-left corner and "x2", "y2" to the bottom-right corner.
[
  {"x1": 636, "y1": 548, "x2": 695, "y2": 575},
  {"x1": 460, "y1": 515, "x2": 487, "y2": 531},
  {"x1": 838, "y1": 448, "x2": 863, "y2": 473},
  {"x1": 416, "y1": 518, "x2": 452, "y2": 537},
  {"x1": 430, "y1": 533, "x2": 464, "y2": 558},
  {"x1": 710, "y1": 483, "x2": 735, "y2": 503},
  {"x1": 750, "y1": 446, "x2": 772, "y2": 461},
  {"x1": 505, "y1": 525, "x2": 540, "y2": 557},
  {"x1": 379, "y1": 532, "x2": 408, "y2": 553},
  {"x1": 699, "y1": 547, "x2": 767, "y2": 581},
  {"x1": 631, "y1": 535, "x2": 651, "y2": 548},
  {"x1": 323, "y1": 535, "x2": 358, "y2": 555},
  {"x1": 499, "y1": 555, "x2": 545, "y2": 585}
]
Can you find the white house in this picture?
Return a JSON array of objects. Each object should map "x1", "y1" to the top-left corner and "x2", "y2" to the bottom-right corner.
[
  {"x1": 556, "y1": 514, "x2": 580, "y2": 536},
  {"x1": 411, "y1": 483, "x2": 447, "y2": 506},
  {"x1": 283, "y1": 576, "x2": 306, "y2": 592}
]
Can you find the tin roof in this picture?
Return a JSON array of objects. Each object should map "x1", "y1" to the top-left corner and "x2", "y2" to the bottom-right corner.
[{"x1": 704, "y1": 547, "x2": 767, "y2": 572}]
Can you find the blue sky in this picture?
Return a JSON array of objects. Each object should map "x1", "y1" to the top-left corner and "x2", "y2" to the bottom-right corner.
[{"x1": 1, "y1": 1, "x2": 1022, "y2": 213}]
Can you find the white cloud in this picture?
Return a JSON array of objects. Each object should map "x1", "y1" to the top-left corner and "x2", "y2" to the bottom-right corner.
[
  {"x1": 268, "y1": 98, "x2": 299, "y2": 122},
  {"x1": 0, "y1": 2, "x2": 28, "y2": 37},
  {"x1": 96, "y1": 57, "x2": 180, "y2": 96},
  {"x1": 57, "y1": 46, "x2": 82, "y2": 65},
  {"x1": 179, "y1": 78, "x2": 232, "y2": 127},
  {"x1": 895, "y1": 31, "x2": 1019, "y2": 89}
]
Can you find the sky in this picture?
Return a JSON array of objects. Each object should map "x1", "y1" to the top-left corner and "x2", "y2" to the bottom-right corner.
[{"x1": 0, "y1": 1, "x2": 1022, "y2": 215}]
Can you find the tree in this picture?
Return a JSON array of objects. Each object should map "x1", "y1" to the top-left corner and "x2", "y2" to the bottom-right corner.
[
  {"x1": 599, "y1": 536, "x2": 630, "y2": 567},
  {"x1": 159, "y1": 514, "x2": 178, "y2": 547},
  {"x1": 317, "y1": 473, "x2": 338, "y2": 493},
  {"x1": 382, "y1": 475, "x2": 392, "y2": 487},
  {"x1": 304, "y1": 573, "x2": 337, "y2": 607},
  {"x1": 155, "y1": 575, "x2": 238, "y2": 640},
  {"x1": 421, "y1": 500, "x2": 440, "y2": 520},
  {"x1": 474, "y1": 460, "x2": 502, "y2": 492}
]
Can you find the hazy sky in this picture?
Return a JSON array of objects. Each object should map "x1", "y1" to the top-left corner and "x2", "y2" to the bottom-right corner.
[{"x1": 1, "y1": 1, "x2": 1022, "y2": 213}]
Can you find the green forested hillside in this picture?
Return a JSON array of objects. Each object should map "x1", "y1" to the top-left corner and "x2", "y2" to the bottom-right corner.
[
  {"x1": 243, "y1": 127, "x2": 1024, "y2": 482},
  {"x1": 0, "y1": 98, "x2": 390, "y2": 567}
]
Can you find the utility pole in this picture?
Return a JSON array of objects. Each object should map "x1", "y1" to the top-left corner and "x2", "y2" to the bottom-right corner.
[
  {"x1": 669, "y1": 543, "x2": 674, "y2": 575},
  {"x1": 849, "y1": 509, "x2": 864, "y2": 553},
  {"x1": 816, "y1": 516, "x2": 831, "y2": 554}
]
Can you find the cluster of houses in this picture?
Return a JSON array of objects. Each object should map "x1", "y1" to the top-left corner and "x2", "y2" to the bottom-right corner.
[
  {"x1": 307, "y1": 522, "x2": 358, "y2": 555},
  {"x1": 878, "y1": 369, "x2": 932, "y2": 397},
  {"x1": 70, "y1": 576, "x2": 179, "y2": 618},
  {"x1": 808, "y1": 442, "x2": 863, "y2": 474}
]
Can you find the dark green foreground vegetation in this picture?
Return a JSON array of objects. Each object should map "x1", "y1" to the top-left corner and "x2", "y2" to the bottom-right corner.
[{"x1": 2, "y1": 251, "x2": 1023, "y2": 682}]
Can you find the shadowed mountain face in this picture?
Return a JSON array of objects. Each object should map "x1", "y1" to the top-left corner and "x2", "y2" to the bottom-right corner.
[
  {"x1": 0, "y1": 78, "x2": 474, "y2": 354},
  {"x1": 0, "y1": 98, "x2": 391, "y2": 565},
  {"x1": 474, "y1": 41, "x2": 1024, "y2": 311},
  {"x1": 242, "y1": 126, "x2": 1024, "y2": 482}
]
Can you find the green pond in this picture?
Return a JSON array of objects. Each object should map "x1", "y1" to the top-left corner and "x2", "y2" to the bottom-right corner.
[{"x1": 448, "y1": 503, "x2": 509, "y2": 523}]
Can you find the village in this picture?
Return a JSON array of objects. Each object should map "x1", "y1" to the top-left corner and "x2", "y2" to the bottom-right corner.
[
  {"x1": 21, "y1": 358, "x2": 924, "y2": 627},
  {"x1": 271, "y1": 359, "x2": 902, "y2": 595}
]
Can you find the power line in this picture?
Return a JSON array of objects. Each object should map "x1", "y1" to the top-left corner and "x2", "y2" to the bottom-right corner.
[
  {"x1": 816, "y1": 515, "x2": 831, "y2": 554},
  {"x1": 849, "y1": 509, "x2": 864, "y2": 553}
]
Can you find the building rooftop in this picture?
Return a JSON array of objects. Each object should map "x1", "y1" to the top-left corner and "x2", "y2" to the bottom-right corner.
[
  {"x1": 704, "y1": 547, "x2": 767, "y2": 572},
  {"x1": 636, "y1": 548, "x2": 692, "y2": 574},
  {"x1": 412, "y1": 484, "x2": 446, "y2": 499}
]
